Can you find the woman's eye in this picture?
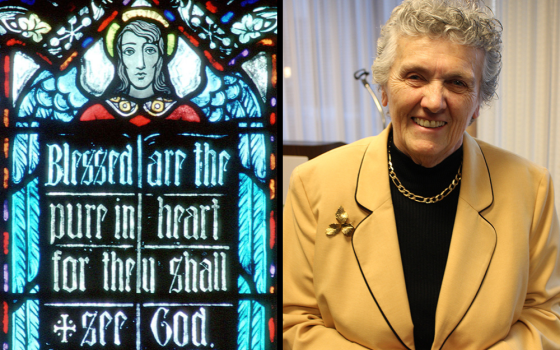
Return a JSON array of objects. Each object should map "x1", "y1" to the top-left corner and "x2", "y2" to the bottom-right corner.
[
  {"x1": 408, "y1": 74, "x2": 421, "y2": 80},
  {"x1": 452, "y1": 80, "x2": 466, "y2": 87},
  {"x1": 124, "y1": 48, "x2": 135, "y2": 56},
  {"x1": 145, "y1": 47, "x2": 157, "y2": 55}
]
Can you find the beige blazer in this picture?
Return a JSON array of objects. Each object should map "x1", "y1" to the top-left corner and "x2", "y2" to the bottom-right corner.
[{"x1": 283, "y1": 127, "x2": 560, "y2": 350}]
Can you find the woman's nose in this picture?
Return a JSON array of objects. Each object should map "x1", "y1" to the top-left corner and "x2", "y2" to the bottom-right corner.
[{"x1": 420, "y1": 83, "x2": 447, "y2": 113}]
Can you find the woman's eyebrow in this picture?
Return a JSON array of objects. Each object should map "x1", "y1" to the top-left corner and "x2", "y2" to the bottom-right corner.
[{"x1": 399, "y1": 64, "x2": 475, "y2": 84}]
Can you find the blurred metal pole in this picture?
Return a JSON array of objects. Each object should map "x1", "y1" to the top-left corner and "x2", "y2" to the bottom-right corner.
[{"x1": 354, "y1": 69, "x2": 386, "y2": 129}]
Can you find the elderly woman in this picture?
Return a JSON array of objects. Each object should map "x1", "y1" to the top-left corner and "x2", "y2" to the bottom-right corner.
[{"x1": 283, "y1": 0, "x2": 560, "y2": 349}]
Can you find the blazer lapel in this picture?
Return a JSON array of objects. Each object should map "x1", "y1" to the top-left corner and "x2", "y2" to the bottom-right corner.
[
  {"x1": 352, "y1": 126, "x2": 415, "y2": 349},
  {"x1": 432, "y1": 133, "x2": 497, "y2": 349},
  {"x1": 352, "y1": 130, "x2": 496, "y2": 349}
]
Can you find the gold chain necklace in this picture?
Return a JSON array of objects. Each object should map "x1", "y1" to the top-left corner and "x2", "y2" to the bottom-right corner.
[{"x1": 388, "y1": 138, "x2": 462, "y2": 204}]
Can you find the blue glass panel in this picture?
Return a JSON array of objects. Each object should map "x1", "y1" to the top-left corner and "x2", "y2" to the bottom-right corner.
[
  {"x1": 38, "y1": 71, "x2": 55, "y2": 92},
  {"x1": 237, "y1": 300, "x2": 251, "y2": 350},
  {"x1": 12, "y1": 186, "x2": 27, "y2": 293},
  {"x1": 192, "y1": 67, "x2": 223, "y2": 122},
  {"x1": 17, "y1": 67, "x2": 87, "y2": 121},
  {"x1": 239, "y1": 133, "x2": 266, "y2": 180},
  {"x1": 13, "y1": 134, "x2": 29, "y2": 184},
  {"x1": 28, "y1": 300, "x2": 40, "y2": 350},
  {"x1": 225, "y1": 73, "x2": 261, "y2": 119},
  {"x1": 239, "y1": 174, "x2": 253, "y2": 275},
  {"x1": 12, "y1": 134, "x2": 40, "y2": 183},
  {"x1": 251, "y1": 179, "x2": 267, "y2": 294},
  {"x1": 18, "y1": 87, "x2": 37, "y2": 118},
  {"x1": 13, "y1": 300, "x2": 27, "y2": 350},
  {"x1": 250, "y1": 133, "x2": 266, "y2": 180},
  {"x1": 12, "y1": 300, "x2": 39, "y2": 350},
  {"x1": 238, "y1": 275, "x2": 251, "y2": 294},
  {"x1": 250, "y1": 301, "x2": 265, "y2": 350},
  {"x1": 238, "y1": 173, "x2": 267, "y2": 294},
  {"x1": 53, "y1": 93, "x2": 70, "y2": 111},
  {"x1": 19, "y1": 71, "x2": 54, "y2": 119},
  {"x1": 53, "y1": 110, "x2": 73, "y2": 122},
  {"x1": 28, "y1": 134, "x2": 39, "y2": 175},
  {"x1": 11, "y1": 177, "x2": 40, "y2": 292},
  {"x1": 35, "y1": 107, "x2": 50, "y2": 119},
  {"x1": 240, "y1": 134, "x2": 250, "y2": 169},
  {"x1": 35, "y1": 86, "x2": 53, "y2": 108},
  {"x1": 58, "y1": 67, "x2": 88, "y2": 109},
  {"x1": 27, "y1": 178, "x2": 40, "y2": 283},
  {"x1": 237, "y1": 300, "x2": 265, "y2": 350},
  {"x1": 192, "y1": 67, "x2": 262, "y2": 122},
  {"x1": 222, "y1": 12, "x2": 234, "y2": 23}
]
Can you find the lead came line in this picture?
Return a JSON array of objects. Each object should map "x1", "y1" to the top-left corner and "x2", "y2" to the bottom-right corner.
[
  {"x1": 56, "y1": 244, "x2": 135, "y2": 248},
  {"x1": 143, "y1": 245, "x2": 230, "y2": 250},
  {"x1": 137, "y1": 303, "x2": 141, "y2": 350},
  {"x1": 45, "y1": 303, "x2": 134, "y2": 307},
  {"x1": 137, "y1": 134, "x2": 142, "y2": 189},
  {"x1": 179, "y1": 133, "x2": 227, "y2": 139},
  {"x1": 143, "y1": 303, "x2": 233, "y2": 307},
  {"x1": 137, "y1": 193, "x2": 142, "y2": 294},
  {"x1": 46, "y1": 192, "x2": 137, "y2": 196},
  {"x1": 163, "y1": 193, "x2": 226, "y2": 197},
  {"x1": 47, "y1": 192, "x2": 226, "y2": 196}
]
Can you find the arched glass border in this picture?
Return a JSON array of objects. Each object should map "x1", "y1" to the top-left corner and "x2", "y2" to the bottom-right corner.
[{"x1": 0, "y1": 1, "x2": 277, "y2": 349}]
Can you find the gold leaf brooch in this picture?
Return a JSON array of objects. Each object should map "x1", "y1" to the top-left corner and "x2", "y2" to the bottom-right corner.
[{"x1": 326, "y1": 206, "x2": 355, "y2": 237}]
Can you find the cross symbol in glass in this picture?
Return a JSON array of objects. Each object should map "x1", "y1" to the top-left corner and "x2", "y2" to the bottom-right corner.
[{"x1": 53, "y1": 314, "x2": 76, "y2": 343}]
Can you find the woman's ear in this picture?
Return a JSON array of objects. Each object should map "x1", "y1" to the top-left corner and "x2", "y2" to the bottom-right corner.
[
  {"x1": 472, "y1": 105, "x2": 480, "y2": 120},
  {"x1": 381, "y1": 87, "x2": 388, "y2": 107}
]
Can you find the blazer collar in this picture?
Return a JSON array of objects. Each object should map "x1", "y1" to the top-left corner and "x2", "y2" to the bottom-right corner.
[
  {"x1": 355, "y1": 126, "x2": 493, "y2": 212},
  {"x1": 352, "y1": 126, "x2": 496, "y2": 349}
]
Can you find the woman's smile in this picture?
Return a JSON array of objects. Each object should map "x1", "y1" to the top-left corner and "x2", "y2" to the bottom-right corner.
[{"x1": 412, "y1": 117, "x2": 447, "y2": 129}]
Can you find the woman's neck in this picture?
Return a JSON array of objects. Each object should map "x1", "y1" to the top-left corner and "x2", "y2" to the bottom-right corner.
[{"x1": 390, "y1": 135, "x2": 463, "y2": 197}]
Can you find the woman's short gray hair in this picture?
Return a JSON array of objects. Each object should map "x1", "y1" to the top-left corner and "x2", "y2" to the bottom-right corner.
[{"x1": 371, "y1": 0, "x2": 502, "y2": 105}]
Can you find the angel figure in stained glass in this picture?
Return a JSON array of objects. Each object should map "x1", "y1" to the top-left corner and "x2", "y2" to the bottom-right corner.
[{"x1": 80, "y1": 16, "x2": 202, "y2": 126}]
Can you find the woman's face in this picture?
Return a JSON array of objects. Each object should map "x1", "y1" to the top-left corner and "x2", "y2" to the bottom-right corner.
[
  {"x1": 121, "y1": 31, "x2": 159, "y2": 91},
  {"x1": 382, "y1": 35, "x2": 484, "y2": 168}
]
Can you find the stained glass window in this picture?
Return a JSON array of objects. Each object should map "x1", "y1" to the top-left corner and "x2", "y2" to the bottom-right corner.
[{"x1": 0, "y1": 1, "x2": 277, "y2": 349}]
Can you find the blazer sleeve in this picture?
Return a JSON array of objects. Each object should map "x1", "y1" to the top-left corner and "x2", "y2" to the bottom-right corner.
[
  {"x1": 283, "y1": 166, "x2": 369, "y2": 350},
  {"x1": 488, "y1": 171, "x2": 560, "y2": 350}
]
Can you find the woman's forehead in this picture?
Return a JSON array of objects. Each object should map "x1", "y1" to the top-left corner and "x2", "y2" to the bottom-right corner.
[{"x1": 394, "y1": 35, "x2": 484, "y2": 80}]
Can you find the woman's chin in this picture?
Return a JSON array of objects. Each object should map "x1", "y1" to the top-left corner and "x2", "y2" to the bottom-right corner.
[{"x1": 407, "y1": 144, "x2": 451, "y2": 167}]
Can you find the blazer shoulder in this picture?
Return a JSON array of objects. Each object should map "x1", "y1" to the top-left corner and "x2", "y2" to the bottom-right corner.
[
  {"x1": 297, "y1": 137, "x2": 375, "y2": 172},
  {"x1": 289, "y1": 136, "x2": 378, "y2": 200},
  {"x1": 475, "y1": 138, "x2": 549, "y2": 180}
]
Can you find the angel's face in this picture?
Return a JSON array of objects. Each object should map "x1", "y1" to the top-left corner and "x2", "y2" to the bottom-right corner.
[{"x1": 121, "y1": 31, "x2": 159, "y2": 92}]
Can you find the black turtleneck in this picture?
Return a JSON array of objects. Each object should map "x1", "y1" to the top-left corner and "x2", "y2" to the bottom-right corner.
[{"x1": 389, "y1": 136, "x2": 462, "y2": 350}]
